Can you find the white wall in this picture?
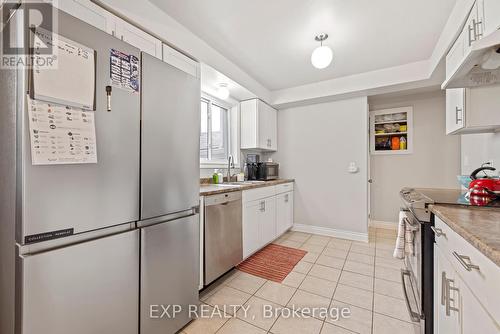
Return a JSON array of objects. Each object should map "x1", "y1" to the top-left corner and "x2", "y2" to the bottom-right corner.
[
  {"x1": 369, "y1": 92, "x2": 461, "y2": 223},
  {"x1": 461, "y1": 133, "x2": 500, "y2": 176},
  {"x1": 271, "y1": 97, "x2": 369, "y2": 238}
]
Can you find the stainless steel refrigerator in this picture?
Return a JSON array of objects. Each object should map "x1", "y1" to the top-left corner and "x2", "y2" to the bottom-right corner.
[
  {"x1": 0, "y1": 5, "x2": 200, "y2": 334},
  {"x1": 139, "y1": 52, "x2": 200, "y2": 334}
]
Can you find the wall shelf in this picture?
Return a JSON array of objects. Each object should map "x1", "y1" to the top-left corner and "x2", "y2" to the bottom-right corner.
[{"x1": 370, "y1": 107, "x2": 413, "y2": 155}]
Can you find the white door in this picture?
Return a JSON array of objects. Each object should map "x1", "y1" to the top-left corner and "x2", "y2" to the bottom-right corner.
[
  {"x1": 446, "y1": 88, "x2": 465, "y2": 134},
  {"x1": 116, "y1": 19, "x2": 162, "y2": 59},
  {"x1": 260, "y1": 197, "x2": 277, "y2": 246},
  {"x1": 243, "y1": 200, "x2": 261, "y2": 258}
]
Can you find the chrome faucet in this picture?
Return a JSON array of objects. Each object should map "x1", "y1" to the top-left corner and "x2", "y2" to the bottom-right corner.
[{"x1": 227, "y1": 155, "x2": 234, "y2": 182}]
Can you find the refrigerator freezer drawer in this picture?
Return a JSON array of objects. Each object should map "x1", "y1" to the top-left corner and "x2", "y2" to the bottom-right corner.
[
  {"x1": 140, "y1": 214, "x2": 200, "y2": 334},
  {"x1": 21, "y1": 230, "x2": 139, "y2": 334}
]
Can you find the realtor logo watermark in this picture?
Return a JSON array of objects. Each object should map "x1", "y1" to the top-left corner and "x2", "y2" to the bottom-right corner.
[
  {"x1": 1, "y1": 0, "x2": 58, "y2": 69},
  {"x1": 150, "y1": 304, "x2": 352, "y2": 322}
]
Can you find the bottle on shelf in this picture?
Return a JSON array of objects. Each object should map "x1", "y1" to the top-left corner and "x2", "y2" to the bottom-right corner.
[
  {"x1": 391, "y1": 136, "x2": 400, "y2": 150},
  {"x1": 400, "y1": 136, "x2": 407, "y2": 150}
]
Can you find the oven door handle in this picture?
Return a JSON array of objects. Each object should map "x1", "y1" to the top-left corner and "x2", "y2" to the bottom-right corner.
[{"x1": 401, "y1": 269, "x2": 422, "y2": 323}]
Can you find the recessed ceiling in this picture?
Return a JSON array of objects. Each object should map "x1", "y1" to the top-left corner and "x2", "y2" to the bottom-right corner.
[{"x1": 150, "y1": 0, "x2": 457, "y2": 90}]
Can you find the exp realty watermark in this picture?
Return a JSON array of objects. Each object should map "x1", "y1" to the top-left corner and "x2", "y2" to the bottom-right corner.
[
  {"x1": 150, "y1": 304, "x2": 351, "y2": 321},
  {"x1": 1, "y1": 0, "x2": 58, "y2": 69}
]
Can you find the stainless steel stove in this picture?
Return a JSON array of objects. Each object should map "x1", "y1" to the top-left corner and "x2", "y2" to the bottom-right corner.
[{"x1": 399, "y1": 188, "x2": 437, "y2": 334}]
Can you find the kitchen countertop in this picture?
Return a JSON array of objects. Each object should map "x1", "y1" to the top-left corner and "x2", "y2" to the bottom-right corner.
[
  {"x1": 200, "y1": 179, "x2": 294, "y2": 196},
  {"x1": 430, "y1": 204, "x2": 500, "y2": 267}
]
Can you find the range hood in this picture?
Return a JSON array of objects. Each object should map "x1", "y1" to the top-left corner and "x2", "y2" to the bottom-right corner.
[{"x1": 442, "y1": 29, "x2": 500, "y2": 89}]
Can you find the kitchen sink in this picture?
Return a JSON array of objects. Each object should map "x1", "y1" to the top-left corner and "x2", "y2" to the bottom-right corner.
[{"x1": 224, "y1": 181, "x2": 266, "y2": 185}]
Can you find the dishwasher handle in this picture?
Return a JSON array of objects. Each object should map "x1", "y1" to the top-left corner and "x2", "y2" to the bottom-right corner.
[{"x1": 205, "y1": 192, "x2": 242, "y2": 206}]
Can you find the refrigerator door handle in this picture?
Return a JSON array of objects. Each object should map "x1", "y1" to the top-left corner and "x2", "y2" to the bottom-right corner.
[{"x1": 137, "y1": 207, "x2": 199, "y2": 229}]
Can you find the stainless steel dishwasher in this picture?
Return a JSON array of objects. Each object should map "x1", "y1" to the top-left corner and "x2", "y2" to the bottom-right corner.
[{"x1": 204, "y1": 191, "x2": 243, "y2": 285}]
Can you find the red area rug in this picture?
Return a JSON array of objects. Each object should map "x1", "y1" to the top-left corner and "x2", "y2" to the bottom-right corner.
[{"x1": 236, "y1": 243, "x2": 307, "y2": 282}]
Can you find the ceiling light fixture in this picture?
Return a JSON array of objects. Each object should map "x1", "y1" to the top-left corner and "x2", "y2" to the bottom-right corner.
[
  {"x1": 311, "y1": 33, "x2": 333, "y2": 69},
  {"x1": 216, "y1": 83, "x2": 230, "y2": 100}
]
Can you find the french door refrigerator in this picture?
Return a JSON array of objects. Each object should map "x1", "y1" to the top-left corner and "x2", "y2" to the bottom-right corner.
[
  {"x1": 139, "y1": 53, "x2": 201, "y2": 334},
  {"x1": 1, "y1": 6, "x2": 140, "y2": 334}
]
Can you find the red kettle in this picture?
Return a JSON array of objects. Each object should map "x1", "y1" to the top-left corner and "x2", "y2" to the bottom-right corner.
[{"x1": 468, "y1": 166, "x2": 500, "y2": 197}]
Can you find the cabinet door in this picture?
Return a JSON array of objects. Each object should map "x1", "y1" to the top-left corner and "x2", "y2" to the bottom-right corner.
[
  {"x1": 445, "y1": 28, "x2": 466, "y2": 79},
  {"x1": 258, "y1": 100, "x2": 271, "y2": 150},
  {"x1": 260, "y1": 197, "x2": 277, "y2": 246},
  {"x1": 446, "y1": 88, "x2": 465, "y2": 134},
  {"x1": 269, "y1": 106, "x2": 278, "y2": 151},
  {"x1": 460, "y1": 271, "x2": 500, "y2": 334},
  {"x1": 276, "y1": 192, "x2": 293, "y2": 236},
  {"x1": 464, "y1": 2, "x2": 480, "y2": 55},
  {"x1": 256, "y1": 101, "x2": 277, "y2": 151},
  {"x1": 484, "y1": 0, "x2": 500, "y2": 36},
  {"x1": 240, "y1": 99, "x2": 258, "y2": 149},
  {"x1": 162, "y1": 44, "x2": 200, "y2": 78},
  {"x1": 116, "y1": 18, "x2": 162, "y2": 59},
  {"x1": 53, "y1": 0, "x2": 114, "y2": 34},
  {"x1": 435, "y1": 245, "x2": 461, "y2": 334},
  {"x1": 243, "y1": 200, "x2": 261, "y2": 258}
]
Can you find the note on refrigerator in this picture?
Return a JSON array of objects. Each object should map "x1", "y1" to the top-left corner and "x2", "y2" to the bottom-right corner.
[
  {"x1": 27, "y1": 96, "x2": 98, "y2": 165},
  {"x1": 32, "y1": 28, "x2": 96, "y2": 110}
]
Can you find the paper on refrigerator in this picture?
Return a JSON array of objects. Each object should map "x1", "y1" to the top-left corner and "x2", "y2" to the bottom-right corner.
[
  {"x1": 32, "y1": 28, "x2": 96, "y2": 110},
  {"x1": 27, "y1": 96, "x2": 98, "y2": 165}
]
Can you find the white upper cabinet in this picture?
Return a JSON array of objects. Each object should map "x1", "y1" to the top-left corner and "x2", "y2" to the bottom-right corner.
[
  {"x1": 115, "y1": 18, "x2": 162, "y2": 59},
  {"x1": 444, "y1": 0, "x2": 500, "y2": 135},
  {"x1": 162, "y1": 44, "x2": 200, "y2": 78},
  {"x1": 446, "y1": 85, "x2": 500, "y2": 135},
  {"x1": 52, "y1": 0, "x2": 114, "y2": 34},
  {"x1": 482, "y1": 0, "x2": 500, "y2": 36},
  {"x1": 241, "y1": 99, "x2": 278, "y2": 151},
  {"x1": 445, "y1": 88, "x2": 465, "y2": 134}
]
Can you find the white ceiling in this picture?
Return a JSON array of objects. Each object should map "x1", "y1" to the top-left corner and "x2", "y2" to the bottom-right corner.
[
  {"x1": 200, "y1": 63, "x2": 256, "y2": 103},
  {"x1": 150, "y1": 0, "x2": 456, "y2": 91}
]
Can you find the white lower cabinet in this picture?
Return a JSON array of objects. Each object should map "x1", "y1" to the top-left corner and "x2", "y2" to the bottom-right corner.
[
  {"x1": 434, "y1": 216, "x2": 500, "y2": 334},
  {"x1": 276, "y1": 191, "x2": 293, "y2": 236},
  {"x1": 260, "y1": 197, "x2": 277, "y2": 246},
  {"x1": 242, "y1": 183, "x2": 294, "y2": 259},
  {"x1": 242, "y1": 199, "x2": 264, "y2": 258}
]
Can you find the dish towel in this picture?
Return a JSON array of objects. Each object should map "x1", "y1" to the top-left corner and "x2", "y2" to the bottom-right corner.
[{"x1": 393, "y1": 210, "x2": 414, "y2": 259}]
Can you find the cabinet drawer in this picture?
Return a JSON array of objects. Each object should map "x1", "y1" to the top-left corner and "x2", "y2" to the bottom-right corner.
[
  {"x1": 434, "y1": 216, "x2": 500, "y2": 322},
  {"x1": 242, "y1": 186, "x2": 276, "y2": 203},
  {"x1": 275, "y1": 182, "x2": 294, "y2": 194}
]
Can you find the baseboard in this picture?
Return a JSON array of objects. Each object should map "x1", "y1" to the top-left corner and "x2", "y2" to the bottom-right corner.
[
  {"x1": 291, "y1": 224, "x2": 369, "y2": 242},
  {"x1": 369, "y1": 220, "x2": 398, "y2": 230}
]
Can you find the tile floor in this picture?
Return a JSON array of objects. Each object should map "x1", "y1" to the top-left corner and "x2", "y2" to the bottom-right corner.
[{"x1": 182, "y1": 228, "x2": 420, "y2": 334}]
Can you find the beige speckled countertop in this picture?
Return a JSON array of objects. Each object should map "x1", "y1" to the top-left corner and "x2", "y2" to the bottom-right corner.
[
  {"x1": 430, "y1": 204, "x2": 500, "y2": 267},
  {"x1": 200, "y1": 179, "x2": 294, "y2": 196}
]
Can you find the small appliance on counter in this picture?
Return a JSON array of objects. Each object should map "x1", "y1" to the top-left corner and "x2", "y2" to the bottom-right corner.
[{"x1": 257, "y1": 161, "x2": 279, "y2": 180}]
